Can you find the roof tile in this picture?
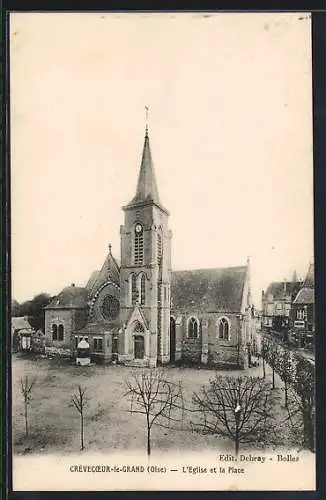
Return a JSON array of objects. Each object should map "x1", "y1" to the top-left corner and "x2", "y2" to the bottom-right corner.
[
  {"x1": 171, "y1": 266, "x2": 247, "y2": 313},
  {"x1": 293, "y1": 287, "x2": 314, "y2": 304},
  {"x1": 46, "y1": 286, "x2": 89, "y2": 309}
]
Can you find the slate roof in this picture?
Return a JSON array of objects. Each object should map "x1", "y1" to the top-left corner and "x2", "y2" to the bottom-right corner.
[
  {"x1": 76, "y1": 320, "x2": 120, "y2": 335},
  {"x1": 86, "y1": 270, "x2": 100, "y2": 291},
  {"x1": 293, "y1": 288, "x2": 314, "y2": 305},
  {"x1": 11, "y1": 317, "x2": 33, "y2": 331},
  {"x1": 45, "y1": 285, "x2": 89, "y2": 309},
  {"x1": 171, "y1": 266, "x2": 247, "y2": 313},
  {"x1": 130, "y1": 131, "x2": 160, "y2": 203},
  {"x1": 265, "y1": 281, "x2": 301, "y2": 300},
  {"x1": 123, "y1": 130, "x2": 169, "y2": 214},
  {"x1": 86, "y1": 245, "x2": 120, "y2": 295}
]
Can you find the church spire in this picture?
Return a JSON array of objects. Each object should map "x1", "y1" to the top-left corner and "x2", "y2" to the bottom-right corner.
[
  {"x1": 135, "y1": 130, "x2": 160, "y2": 203},
  {"x1": 292, "y1": 269, "x2": 298, "y2": 283},
  {"x1": 129, "y1": 112, "x2": 161, "y2": 206},
  {"x1": 123, "y1": 111, "x2": 169, "y2": 215}
]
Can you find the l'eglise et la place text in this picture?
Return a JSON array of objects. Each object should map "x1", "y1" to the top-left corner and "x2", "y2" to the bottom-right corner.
[{"x1": 219, "y1": 454, "x2": 299, "y2": 464}]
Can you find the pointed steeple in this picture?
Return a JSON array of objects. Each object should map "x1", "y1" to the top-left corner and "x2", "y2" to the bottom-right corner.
[
  {"x1": 292, "y1": 269, "x2": 298, "y2": 283},
  {"x1": 131, "y1": 128, "x2": 161, "y2": 205},
  {"x1": 304, "y1": 261, "x2": 314, "y2": 288},
  {"x1": 246, "y1": 256, "x2": 252, "y2": 306},
  {"x1": 123, "y1": 118, "x2": 169, "y2": 215}
]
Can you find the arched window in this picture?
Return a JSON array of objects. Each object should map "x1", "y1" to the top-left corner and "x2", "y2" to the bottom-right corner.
[
  {"x1": 218, "y1": 317, "x2": 230, "y2": 340},
  {"x1": 140, "y1": 273, "x2": 146, "y2": 305},
  {"x1": 134, "y1": 224, "x2": 144, "y2": 265},
  {"x1": 52, "y1": 324, "x2": 58, "y2": 341},
  {"x1": 157, "y1": 231, "x2": 162, "y2": 264},
  {"x1": 131, "y1": 274, "x2": 138, "y2": 305},
  {"x1": 58, "y1": 324, "x2": 64, "y2": 341},
  {"x1": 188, "y1": 317, "x2": 199, "y2": 339}
]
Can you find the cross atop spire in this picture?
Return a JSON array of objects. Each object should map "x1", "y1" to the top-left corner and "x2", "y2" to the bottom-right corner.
[{"x1": 145, "y1": 105, "x2": 149, "y2": 137}]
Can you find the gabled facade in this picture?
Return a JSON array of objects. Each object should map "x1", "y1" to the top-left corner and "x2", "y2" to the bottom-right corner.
[
  {"x1": 12, "y1": 316, "x2": 35, "y2": 352},
  {"x1": 261, "y1": 279, "x2": 302, "y2": 330},
  {"x1": 291, "y1": 262, "x2": 315, "y2": 347}
]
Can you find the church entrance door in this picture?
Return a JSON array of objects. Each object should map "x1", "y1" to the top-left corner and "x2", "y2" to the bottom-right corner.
[
  {"x1": 134, "y1": 335, "x2": 145, "y2": 359},
  {"x1": 170, "y1": 317, "x2": 176, "y2": 362}
]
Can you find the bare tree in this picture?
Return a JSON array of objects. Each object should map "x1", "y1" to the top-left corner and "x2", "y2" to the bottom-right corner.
[
  {"x1": 20, "y1": 376, "x2": 36, "y2": 437},
  {"x1": 286, "y1": 356, "x2": 315, "y2": 452},
  {"x1": 192, "y1": 374, "x2": 274, "y2": 456},
  {"x1": 266, "y1": 340, "x2": 280, "y2": 389},
  {"x1": 260, "y1": 337, "x2": 269, "y2": 378},
  {"x1": 236, "y1": 329, "x2": 242, "y2": 368},
  {"x1": 124, "y1": 369, "x2": 184, "y2": 456},
  {"x1": 71, "y1": 385, "x2": 88, "y2": 450},
  {"x1": 276, "y1": 349, "x2": 295, "y2": 407}
]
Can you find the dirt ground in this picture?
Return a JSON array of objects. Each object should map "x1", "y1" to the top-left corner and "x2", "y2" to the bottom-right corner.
[{"x1": 12, "y1": 354, "x2": 296, "y2": 457}]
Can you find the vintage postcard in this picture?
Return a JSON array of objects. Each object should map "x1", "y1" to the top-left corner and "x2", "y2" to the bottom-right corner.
[{"x1": 10, "y1": 12, "x2": 315, "y2": 491}]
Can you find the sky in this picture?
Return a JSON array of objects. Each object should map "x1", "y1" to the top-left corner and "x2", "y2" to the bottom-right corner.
[{"x1": 10, "y1": 12, "x2": 313, "y2": 307}]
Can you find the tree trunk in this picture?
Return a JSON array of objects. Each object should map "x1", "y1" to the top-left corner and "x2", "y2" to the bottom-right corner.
[
  {"x1": 81, "y1": 414, "x2": 84, "y2": 450},
  {"x1": 284, "y1": 380, "x2": 288, "y2": 407},
  {"x1": 235, "y1": 432, "x2": 240, "y2": 457},
  {"x1": 272, "y1": 366, "x2": 275, "y2": 389},
  {"x1": 147, "y1": 427, "x2": 151, "y2": 457},
  {"x1": 248, "y1": 346, "x2": 252, "y2": 367},
  {"x1": 24, "y1": 401, "x2": 28, "y2": 437},
  {"x1": 303, "y1": 406, "x2": 314, "y2": 452},
  {"x1": 262, "y1": 356, "x2": 266, "y2": 378}
]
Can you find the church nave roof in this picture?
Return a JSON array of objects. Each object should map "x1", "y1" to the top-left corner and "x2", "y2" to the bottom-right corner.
[{"x1": 171, "y1": 266, "x2": 248, "y2": 313}]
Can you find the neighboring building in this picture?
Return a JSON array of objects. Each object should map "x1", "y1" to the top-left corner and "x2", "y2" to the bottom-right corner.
[
  {"x1": 292, "y1": 262, "x2": 315, "y2": 348},
  {"x1": 261, "y1": 278, "x2": 302, "y2": 332},
  {"x1": 44, "y1": 285, "x2": 89, "y2": 358},
  {"x1": 44, "y1": 127, "x2": 255, "y2": 368},
  {"x1": 11, "y1": 317, "x2": 35, "y2": 352}
]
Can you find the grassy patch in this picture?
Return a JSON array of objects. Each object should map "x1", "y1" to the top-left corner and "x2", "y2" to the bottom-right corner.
[{"x1": 12, "y1": 355, "x2": 299, "y2": 456}]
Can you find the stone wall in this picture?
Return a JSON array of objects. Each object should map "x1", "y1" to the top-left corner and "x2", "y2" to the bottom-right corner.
[
  {"x1": 45, "y1": 345, "x2": 71, "y2": 357},
  {"x1": 45, "y1": 307, "x2": 89, "y2": 353},
  {"x1": 208, "y1": 343, "x2": 240, "y2": 367},
  {"x1": 181, "y1": 338, "x2": 201, "y2": 363},
  {"x1": 172, "y1": 309, "x2": 250, "y2": 368},
  {"x1": 44, "y1": 309, "x2": 75, "y2": 350}
]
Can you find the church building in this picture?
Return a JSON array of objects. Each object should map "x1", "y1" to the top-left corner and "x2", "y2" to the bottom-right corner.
[{"x1": 44, "y1": 126, "x2": 255, "y2": 368}]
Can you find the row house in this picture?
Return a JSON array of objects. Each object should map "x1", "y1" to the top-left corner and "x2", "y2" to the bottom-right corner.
[
  {"x1": 261, "y1": 278, "x2": 302, "y2": 331},
  {"x1": 291, "y1": 262, "x2": 315, "y2": 347},
  {"x1": 261, "y1": 263, "x2": 315, "y2": 346}
]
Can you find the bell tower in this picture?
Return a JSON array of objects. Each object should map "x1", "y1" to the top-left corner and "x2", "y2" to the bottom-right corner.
[{"x1": 119, "y1": 122, "x2": 172, "y2": 366}]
